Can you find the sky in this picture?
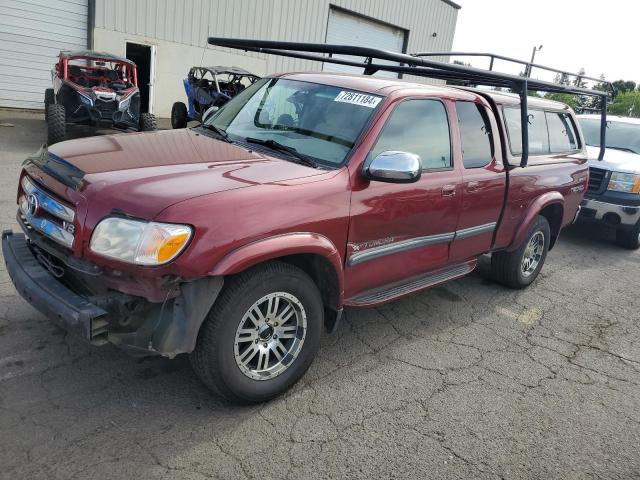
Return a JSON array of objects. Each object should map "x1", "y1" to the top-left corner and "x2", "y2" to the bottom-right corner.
[{"x1": 451, "y1": 0, "x2": 638, "y2": 86}]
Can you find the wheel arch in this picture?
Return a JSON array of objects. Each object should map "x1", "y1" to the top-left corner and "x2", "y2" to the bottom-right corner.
[
  {"x1": 507, "y1": 192, "x2": 565, "y2": 251},
  {"x1": 209, "y1": 232, "x2": 345, "y2": 310},
  {"x1": 539, "y1": 202, "x2": 564, "y2": 250}
]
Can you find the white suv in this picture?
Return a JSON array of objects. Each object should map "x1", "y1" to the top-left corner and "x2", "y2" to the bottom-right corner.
[{"x1": 577, "y1": 115, "x2": 640, "y2": 249}]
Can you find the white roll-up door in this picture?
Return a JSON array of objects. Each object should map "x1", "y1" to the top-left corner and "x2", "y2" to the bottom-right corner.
[
  {"x1": 324, "y1": 8, "x2": 406, "y2": 79},
  {"x1": 0, "y1": 0, "x2": 88, "y2": 109}
]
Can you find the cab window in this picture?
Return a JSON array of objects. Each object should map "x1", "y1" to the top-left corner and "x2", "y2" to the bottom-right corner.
[
  {"x1": 503, "y1": 107, "x2": 549, "y2": 155},
  {"x1": 370, "y1": 99, "x2": 451, "y2": 170},
  {"x1": 456, "y1": 101, "x2": 493, "y2": 168},
  {"x1": 547, "y1": 112, "x2": 578, "y2": 152}
]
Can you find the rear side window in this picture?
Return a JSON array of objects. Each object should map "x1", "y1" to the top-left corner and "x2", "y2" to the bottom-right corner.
[
  {"x1": 547, "y1": 112, "x2": 578, "y2": 152},
  {"x1": 371, "y1": 99, "x2": 451, "y2": 170},
  {"x1": 503, "y1": 107, "x2": 549, "y2": 155},
  {"x1": 456, "y1": 101, "x2": 493, "y2": 168}
]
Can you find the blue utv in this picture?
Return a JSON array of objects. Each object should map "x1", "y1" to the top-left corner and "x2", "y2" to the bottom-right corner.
[{"x1": 171, "y1": 66, "x2": 260, "y2": 128}]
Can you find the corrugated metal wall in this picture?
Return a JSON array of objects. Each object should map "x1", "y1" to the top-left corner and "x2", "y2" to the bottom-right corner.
[
  {"x1": 0, "y1": 0, "x2": 88, "y2": 109},
  {"x1": 94, "y1": 0, "x2": 458, "y2": 79}
]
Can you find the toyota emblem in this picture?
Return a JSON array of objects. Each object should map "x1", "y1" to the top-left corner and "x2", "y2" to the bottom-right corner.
[{"x1": 27, "y1": 193, "x2": 39, "y2": 216}]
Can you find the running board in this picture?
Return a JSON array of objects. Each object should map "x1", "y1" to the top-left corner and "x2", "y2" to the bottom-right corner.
[{"x1": 345, "y1": 260, "x2": 477, "y2": 307}]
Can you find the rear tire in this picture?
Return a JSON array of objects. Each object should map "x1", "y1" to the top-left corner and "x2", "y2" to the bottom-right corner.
[
  {"x1": 46, "y1": 104, "x2": 66, "y2": 145},
  {"x1": 190, "y1": 262, "x2": 323, "y2": 403},
  {"x1": 139, "y1": 112, "x2": 157, "y2": 131},
  {"x1": 615, "y1": 222, "x2": 640, "y2": 249},
  {"x1": 171, "y1": 102, "x2": 188, "y2": 129},
  {"x1": 491, "y1": 215, "x2": 550, "y2": 289},
  {"x1": 44, "y1": 88, "x2": 54, "y2": 116}
]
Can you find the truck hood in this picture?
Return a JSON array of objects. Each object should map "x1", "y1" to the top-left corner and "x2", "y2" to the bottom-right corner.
[
  {"x1": 586, "y1": 145, "x2": 640, "y2": 174},
  {"x1": 47, "y1": 128, "x2": 329, "y2": 219}
]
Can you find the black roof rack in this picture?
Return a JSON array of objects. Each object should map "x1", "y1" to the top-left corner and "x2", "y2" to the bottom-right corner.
[
  {"x1": 412, "y1": 51, "x2": 612, "y2": 91},
  {"x1": 207, "y1": 37, "x2": 610, "y2": 166}
]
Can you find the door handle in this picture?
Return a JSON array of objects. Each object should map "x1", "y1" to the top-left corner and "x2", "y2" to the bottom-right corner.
[
  {"x1": 467, "y1": 181, "x2": 481, "y2": 193},
  {"x1": 441, "y1": 185, "x2": 457, "y2": 197}
]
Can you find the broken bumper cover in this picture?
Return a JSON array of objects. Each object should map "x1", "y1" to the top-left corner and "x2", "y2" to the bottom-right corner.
[
  {"x1": 2, "y1": 230, "x2": 109, "y2": 342},
  {"x1": 2, "y1": 231, "x2": 223, "y2": 357}
]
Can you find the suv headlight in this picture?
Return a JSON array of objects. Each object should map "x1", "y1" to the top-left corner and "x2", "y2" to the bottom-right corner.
[
  {"x1": 608, "y1": 172, "x2": 640, "y2": 193},
  {"x1": 119, "y1": 95, "x2": 132, "y2": 110},
  {"x1": 90, "y1": 218, "x2": 192, "y2": 265},
  {"x1": 78, "y1": 92, "x2": 93, "y2": 106}
]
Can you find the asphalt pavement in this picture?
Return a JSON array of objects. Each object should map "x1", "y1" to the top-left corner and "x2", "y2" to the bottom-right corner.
[{"x1": 1, "y1": 109, "x2": 639, "y2": 479}]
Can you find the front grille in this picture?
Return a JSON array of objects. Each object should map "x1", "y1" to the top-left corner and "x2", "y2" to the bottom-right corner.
[
  {"x1": 19, "y1": 176, "x2": 76, "y2": 249},
  {"x1": 95, "y1": 99, "x2": 117, "y2": 119},
  {"x1": 588, "y1": 167, "x2": 609, "y2": 194}
]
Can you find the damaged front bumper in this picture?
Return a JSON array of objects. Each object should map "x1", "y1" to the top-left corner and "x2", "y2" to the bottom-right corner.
[{"x1": 2, "y1": 231, "x2": 223, "y2": 357}]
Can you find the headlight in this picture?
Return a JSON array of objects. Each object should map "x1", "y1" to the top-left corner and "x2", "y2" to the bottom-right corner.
[
  {"x1": 90, "y1": 218, "x2": 192, "y2": 265},
  {"x1": 608, "y1": 172, "x2": 640, "y2": 193},
  {"x1": 119, "y1": 95, "x2": 131, "y2": 110},
  {"x1": 78, "y1": 92, "x2": 93, "y2": 106}
]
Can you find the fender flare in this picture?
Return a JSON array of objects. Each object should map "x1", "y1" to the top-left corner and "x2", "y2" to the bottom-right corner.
[
  {"x1": 507, "y1": 192, "x2": 565, "y2": 251},
  {"x1": 209, "y1": 232, "x2": 345, "y2": 305}
]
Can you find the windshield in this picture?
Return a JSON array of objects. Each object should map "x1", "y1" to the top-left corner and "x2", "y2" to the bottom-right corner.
[
  {"x1": 205, "y1": 78, "x2": 382, "y2": 166},
  {"x1": 579, "y1": 118, "x2": 640, "y2": 155}
]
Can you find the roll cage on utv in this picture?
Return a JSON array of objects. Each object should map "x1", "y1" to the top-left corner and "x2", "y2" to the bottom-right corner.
[
  {"x1": 45, "y1": 51, "x2": 156, "y2": 145},
  {"x1": 171, "y1": 66, "x2": 260, "y2": 128}
]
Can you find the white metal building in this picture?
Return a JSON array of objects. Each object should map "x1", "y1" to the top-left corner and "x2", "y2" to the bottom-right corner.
[{"x1": 0, "y1": 0, "x2": 460, "y2": 116}]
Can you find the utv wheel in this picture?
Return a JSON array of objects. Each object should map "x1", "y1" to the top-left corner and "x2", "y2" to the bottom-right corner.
[
  {"x1": 615, "y1": 222, "x2": 640, "y2": 249},
  {"x1": 190, "y1": 262, "x2": 323, "y2": 403},
  {"x1": 139, "y1": 112, "x2": 157, "y2": 131},
  {"x1": 44, "y1": 88, "x2": 54, "y2": 116},
  {"x1": 46, "y1": 104, "x2": 66, "y2": 145},
  {"x1": 491, "y1": 215, "x2": 550, "y2": 289},
  {"x1": 171, "y1": 102, "x2": 188, "y2": 129}
]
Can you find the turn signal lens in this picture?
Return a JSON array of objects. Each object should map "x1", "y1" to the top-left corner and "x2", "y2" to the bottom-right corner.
[{"x1": 157, "y1": 233, "x2": 190, "y2": 262}]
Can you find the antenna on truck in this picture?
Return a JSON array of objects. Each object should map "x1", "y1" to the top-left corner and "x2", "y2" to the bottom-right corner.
[{"x1": 207, "y1": 37, "x2": 612, "y2": 167}]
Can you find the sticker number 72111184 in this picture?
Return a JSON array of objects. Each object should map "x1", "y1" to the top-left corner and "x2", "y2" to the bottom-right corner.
[{"x1": 334, "y1": 91, "x2": 382, "y2": 108}]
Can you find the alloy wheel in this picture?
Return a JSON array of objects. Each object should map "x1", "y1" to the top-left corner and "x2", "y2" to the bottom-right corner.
[
  {"x1": 521, "y1": 231, "x2": 545, "y2": 277},
  {"x1": 233, "y1": 292, "x2": 306, "y2": 380}
]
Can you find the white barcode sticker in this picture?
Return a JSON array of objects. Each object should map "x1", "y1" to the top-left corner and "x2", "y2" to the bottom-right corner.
[{"x1": 334, "y1": 91, "x2": 382, "y2": 108}]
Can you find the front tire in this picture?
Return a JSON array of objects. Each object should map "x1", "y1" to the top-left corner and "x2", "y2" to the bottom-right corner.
[
  {"x1": 139, "y1": 112, "x2": 157, "y2": 131},
  {"x1": 491, "y1": 215, "x2": 550, "y2": 289},
  {"x1": 171, "y1": 102, "x2": 188, "y2": 129},
  {"x1": 615, "y1": 222, "x2": 640, "y2": 249},
  {"x1": 46, "y1": 103, "x2": 66, "y2": 145},
  {"x1": 190, "y1": 262, "x2": 323, "y2": 403}
]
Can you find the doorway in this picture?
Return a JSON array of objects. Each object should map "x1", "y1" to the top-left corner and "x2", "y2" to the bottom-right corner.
[{"x1": 126, "y1": 42, "x2": 154, "y2": 113}]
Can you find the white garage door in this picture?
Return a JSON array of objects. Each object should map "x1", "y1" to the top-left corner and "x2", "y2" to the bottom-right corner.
[
  {"x1": 0, "y1": 0, "x2": 88, "y2": 109},
  {"x1": 324, "y1": 8, "x2": 406, "y2": 79}
]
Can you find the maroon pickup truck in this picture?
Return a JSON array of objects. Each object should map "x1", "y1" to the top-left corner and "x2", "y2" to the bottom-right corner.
[{"x1": 2, "y1": 41, "x2": 599, "y2": 403}]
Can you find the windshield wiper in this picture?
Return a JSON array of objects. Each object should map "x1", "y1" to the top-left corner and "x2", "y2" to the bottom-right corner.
[
  {"x1": 245, "y1": 137, "x2": 318, "y2": 168},
  {"x1": 201, "y1": 124, "x2": 232, "y2": 143},
  {"x1": 607, "y1": 146, "x2": 638, "y2": 154}
]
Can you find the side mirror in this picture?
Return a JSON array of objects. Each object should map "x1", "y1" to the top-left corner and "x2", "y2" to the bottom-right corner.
[
  {"x1": 364, "y1": 151, "x2": 422, "y2": 183},
  {"x1": 201, "y1": 105, "x2": 220, "y2": 124}
]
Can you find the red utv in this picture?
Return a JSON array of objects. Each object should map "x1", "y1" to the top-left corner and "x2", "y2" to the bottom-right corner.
[{"x1": 45, "y1": 51, "x2": 156, "y2": 144}]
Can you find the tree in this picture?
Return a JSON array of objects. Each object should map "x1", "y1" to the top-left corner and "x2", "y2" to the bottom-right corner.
[
  {"x1": 544, "y1": 93, "x2": 578, "y2": 109},
  {"x1": 544, "y1": 70, "x2": 579, "y2": 109},
  {"x1": 612, "y1": 80, "x2": 637, "y2": 95},
  {"x1": 609, "y1": 91, "x2": 640, "y2": 118}
]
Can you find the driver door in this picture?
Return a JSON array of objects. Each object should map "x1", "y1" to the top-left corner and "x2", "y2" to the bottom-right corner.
[{"x1": 345, "y1": 98, "x2": 462, "y2": 300}]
